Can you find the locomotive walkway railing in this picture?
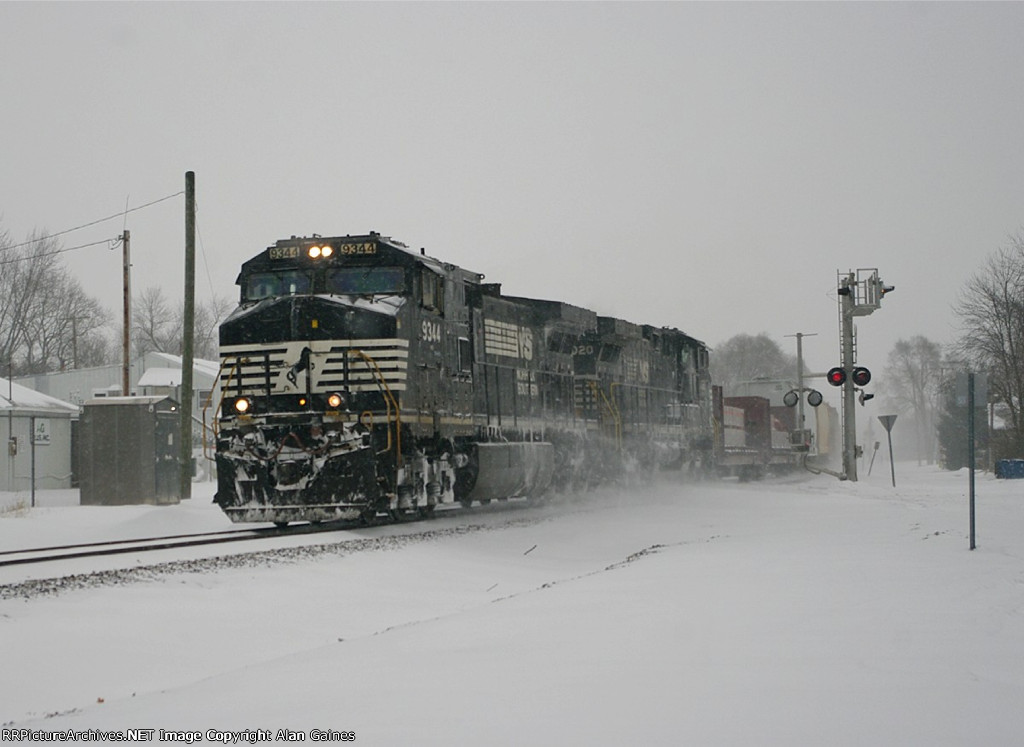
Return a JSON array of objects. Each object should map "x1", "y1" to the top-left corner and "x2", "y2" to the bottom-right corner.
[
  {"x1": 203, "y1": 356, "x2": 247, "y2": 460},
  {"x1": 349, "y1": 348, "x2": 403, "y2": 469},
  {"x1": 589, "y1": 380, "x2": 622, "y2": 451}
]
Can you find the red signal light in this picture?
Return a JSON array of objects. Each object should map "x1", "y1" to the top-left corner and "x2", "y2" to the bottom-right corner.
[
  {"x1": 827, "y1": 367, "x2": 847, "y2": 386},
  {"x1": 851, "y1": 367, "x2": 872, "y2": 387}
]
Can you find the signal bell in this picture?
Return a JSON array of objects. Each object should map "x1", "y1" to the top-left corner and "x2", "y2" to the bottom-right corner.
[{"x1": 826, "y1": 367, "x2": 847, "y2": 386}]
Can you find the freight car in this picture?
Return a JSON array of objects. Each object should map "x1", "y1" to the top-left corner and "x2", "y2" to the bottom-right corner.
[
  {"x1": 212, "y1": 232, "x2": 713, "y2": 525},
  {"x1": 711, "y1": 386, "x2": 802, "y2": 480}
]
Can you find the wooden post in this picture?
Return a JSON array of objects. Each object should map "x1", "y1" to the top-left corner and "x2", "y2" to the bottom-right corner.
[
  {"x1": 180, "y1": 171, "x2": 196, "y2": 499},
  {"x1": 122, "y1": 230, "x2": 131, "y2": 396}
]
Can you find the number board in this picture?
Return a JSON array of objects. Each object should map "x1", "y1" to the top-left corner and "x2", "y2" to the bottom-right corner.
[
  {"x1": 339, "y1": 242, "x2": 377, "y2": 256},
  {"x1": 269, "y1": 246, "x2": 300, "y2": 260}
]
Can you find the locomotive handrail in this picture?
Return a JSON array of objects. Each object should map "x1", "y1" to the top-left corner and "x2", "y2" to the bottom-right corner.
[
  {"x1": 590, "y1": 381, "x2": 622, "y2": 450},
  {"x1": 203, "y1": 356, "x2": 247, "y2": 461},
  {"x1": 349, "y1": 348, "x2": 402, "y2": 467},
  {"x1": 609, "y1": 382, "x2": 628, "y2": 446}
]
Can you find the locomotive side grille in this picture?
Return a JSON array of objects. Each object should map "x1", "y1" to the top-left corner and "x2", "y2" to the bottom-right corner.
[
  {"x1": 218, "y1": 346, "x2": 291, "y2": 397},
  {"x1": 220, "y1": 339, "x2": 409, "y2": 396},
  {"x1": 320, "y1": 340, "x2": 409, "y2": 392}
]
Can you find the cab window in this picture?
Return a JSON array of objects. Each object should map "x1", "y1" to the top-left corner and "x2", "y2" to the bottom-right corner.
[
  {"x1": 421, "y1": 271, "x2": 444, "y2": 313},
  {"x1": 245, "y1": 271, "x2": 311, "y2": 301},
  {"x1": 327, "y1": 267, "x2": 405, "y2": 295}
]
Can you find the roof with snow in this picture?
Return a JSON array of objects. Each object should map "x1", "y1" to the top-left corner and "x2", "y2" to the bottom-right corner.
[
  {"x1": 145, "y1": 352, "x2": 221, "y2": 380},
  {"x1": 137, "y1": 367, "x2": 184, "y2": 388},
  {"x1": 0, "y1": 377, "x2": 80, "y2": 414}
]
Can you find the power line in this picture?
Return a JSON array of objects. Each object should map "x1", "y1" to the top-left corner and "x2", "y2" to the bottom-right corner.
[
  {"x1": 1, "y1": 191, "x2": 184, "y2": 253},
  {"x1": 195, "y1": 207, "x2": 217, "y2": 300},
  {"x1": 0, "y1": 237, "x2": 120, "y2": 267}
]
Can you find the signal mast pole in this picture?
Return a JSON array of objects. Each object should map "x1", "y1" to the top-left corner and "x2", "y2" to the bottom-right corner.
[
  {"x1": 835, "y1": 269, "x2": 893, "y2": 482},
  {"x1": 838, "y1": 273, "x2": 858, "y2": 480},
  {"x1": 785, "y1": 331, "x2": 818, "y2": 446}
]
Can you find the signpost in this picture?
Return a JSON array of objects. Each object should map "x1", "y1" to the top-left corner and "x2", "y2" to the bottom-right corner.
[
  {"x1": 955, "y1": 372, "x2": 986, "y2": 551},
  {"x1": 967, "y1": 373, "x2": 976, "y2": 551},
  {"x1": 878, "y1": 414, "x2": 897, "y2": 487}
]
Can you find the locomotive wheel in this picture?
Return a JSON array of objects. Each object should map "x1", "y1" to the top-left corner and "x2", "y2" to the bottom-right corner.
[
  {"x1": 389, "y1": 508, "x2": 418, "y2": 523},
  {"x1": 274, "y1": 521, "x2": 289, "y2": 529},
  {"x1": 459, "y1": 498, "x2": 473, "y2": 509}
]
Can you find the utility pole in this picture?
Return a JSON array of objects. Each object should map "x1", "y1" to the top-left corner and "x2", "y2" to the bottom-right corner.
[
  {"x1": 122, "y1": 229, "x2": 131, "y2": 396},
  {"x1": 180, "y1": 171, "x2": 196, "y2": 500}
]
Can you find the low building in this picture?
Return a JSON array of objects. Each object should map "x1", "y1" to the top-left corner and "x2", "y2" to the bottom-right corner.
[
  {"x1": 1, "y1": 378, "x2": 79, "y2": 492},
  {"x1": 78, "y1": 396, "x2": 181, "y2": 505},
  {"x1": 15, "y1": 352, "x2": 221, "y2": 440}
]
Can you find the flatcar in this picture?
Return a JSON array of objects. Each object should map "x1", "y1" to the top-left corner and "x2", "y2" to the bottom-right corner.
[{"x1": 212, "y1": 232, "x2": 713, "y2": 525}]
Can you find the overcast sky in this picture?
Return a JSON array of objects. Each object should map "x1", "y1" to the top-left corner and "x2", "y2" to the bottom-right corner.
[{"x1": 3, "y1": 1, "x2": 1023, "y2": 379}]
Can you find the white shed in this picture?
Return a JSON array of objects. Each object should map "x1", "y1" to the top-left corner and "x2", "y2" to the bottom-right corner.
[{"x1": 1, "y1": 378, "x2": 80, "y2": 492}]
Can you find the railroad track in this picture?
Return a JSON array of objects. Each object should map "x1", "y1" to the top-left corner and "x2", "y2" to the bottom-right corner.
[
  {"x1": 0, "y1": 496, "x2": 557, "y2": 571},
  {"x1": 0, "y1": 522, "x2": 355, "y2": 568}
]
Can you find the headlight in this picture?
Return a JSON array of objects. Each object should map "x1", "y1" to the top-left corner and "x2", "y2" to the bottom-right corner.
[
  {"x1": 327, "y1": 392, "x2": 344, "y2": 409},
  {"x1": 308, "y1": 244, "x2": 334, "y2": 259},
  {"x1": 233, "y1": 397, "x2": 252, "y2": 414}
]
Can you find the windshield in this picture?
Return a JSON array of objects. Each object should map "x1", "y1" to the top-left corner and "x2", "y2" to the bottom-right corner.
[
  {"x1": 327, "y1": 267, "x2": 406, "y2": 295},
  {"x1": 245, "y1": 271, "x2": 311, "y2": 301}
]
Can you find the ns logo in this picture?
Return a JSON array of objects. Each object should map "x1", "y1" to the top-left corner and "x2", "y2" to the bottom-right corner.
[{"x1": 517, "y1": 328, "x2": 534, "y2": 361}]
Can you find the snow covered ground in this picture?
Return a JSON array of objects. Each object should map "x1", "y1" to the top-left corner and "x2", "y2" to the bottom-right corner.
[{"x1": 2, "y1": 464, "x2": 1022, "y2": 745}]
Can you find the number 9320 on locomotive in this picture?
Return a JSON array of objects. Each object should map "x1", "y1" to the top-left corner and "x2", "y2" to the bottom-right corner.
[{"x1": 212, "y1": 232, "x2": 712, "y2": 526}]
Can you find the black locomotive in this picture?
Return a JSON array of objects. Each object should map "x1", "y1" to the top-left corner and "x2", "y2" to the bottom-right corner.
[{"x1": 213, "y1": 232, "x2": 713, "y2": 525}]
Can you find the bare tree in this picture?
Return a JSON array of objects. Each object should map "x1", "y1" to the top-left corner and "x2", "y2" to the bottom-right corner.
[
  {"x1": 953, "y1": 231, "x2": 1024, "y2": 455},
  {"x1": 19, "y1": 265, "x2": 111, "y2": 372},
  {"x1": 133, "y1": 285, "x2": 233, "y2": 360},
  {"x1": 0, "y1": 230, "x2": 66, "y2": 372},
  {"x1": 710, "y1": 332, "x2": 798, "y2": 389},
  {"x1": 194, "y1": 294, "x2": 234, "y2": 360},
  {"x1": 882, "y1": 336, "x2": 943, "y2": 464},
  {"x1": 132, "y1": 286, "x2": 180, "y2": 356}
]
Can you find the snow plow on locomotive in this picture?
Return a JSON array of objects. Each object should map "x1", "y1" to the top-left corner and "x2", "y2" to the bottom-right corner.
[{"x1": 211, "y1": 232, "x2": 714, "y2": 525}]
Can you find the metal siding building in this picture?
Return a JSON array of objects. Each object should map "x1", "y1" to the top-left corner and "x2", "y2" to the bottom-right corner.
[
  {"x1": 78, "y1": 396, "x2": 181, "y2": 505},
  {"x1": 1, "y1": 378, "x2": 79, "y2": 492}
]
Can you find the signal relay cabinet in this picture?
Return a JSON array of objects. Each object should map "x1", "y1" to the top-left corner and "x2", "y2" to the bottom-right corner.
[{"x1": 79, "y1": 396, "x2": 181, "y2": 505}]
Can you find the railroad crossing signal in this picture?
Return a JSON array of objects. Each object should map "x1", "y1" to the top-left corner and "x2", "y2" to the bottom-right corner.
[
  {"x1": 827, "y1": 367, "x2": 847, "y2": 386},
  {"x1": 827, "y1": 366, "x2": 872, "y2": 387},
  {"x1": 783, "y1": 388, "x2": 823, "y2": 408},
  {"x1": 836, "y1": 268, "x2": 892, "y2": 482},
  {"x1": 851, "y1": 367, "x2": 871, "y2": 386}
]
